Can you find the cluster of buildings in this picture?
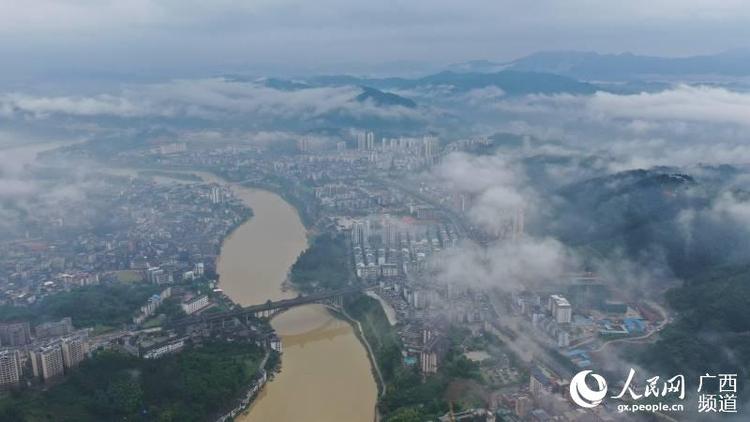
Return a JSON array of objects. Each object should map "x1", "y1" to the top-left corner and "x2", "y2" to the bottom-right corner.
[
  {"x1": 347, "y1": 216, "x2": 460, "y2": 280},
  {"x1": 315, "y1": 181, "x2": 404, "y2": 214},
  {"x1": 0, "y1": 175, "x2": 249, "y2": 307},
  {"x1": 493, "y1": 362, "x2": 623, "y2": 422},
  {"x1": 352, "y1": 130, "x2": 441, "y2": 167},
  {"x1": 513, "y1": 293, "x2": 576, "y2": 348},
  {"x1": 41, "y1": 132, "x2": 665, "y2": 420},
  {"x1": 0, "y1": 318, "x2": 89, "y2": 388},
  {"x1": 382, "y1": 281, "x2": 495, "y2": 375},
  {"x1": 133, "y1": 287, "x2": 173, "y2": 325},
  {"x1": 511, "y1": 275, "x2": 658, "y2": 364},
  {"x1": 0, "y1": 169, "x2": 255, "y2": 390}
]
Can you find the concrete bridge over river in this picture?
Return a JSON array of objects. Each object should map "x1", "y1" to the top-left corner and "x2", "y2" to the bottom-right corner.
[{"x1": 171, "y1": 287, "x2": 366, "y2": 329}]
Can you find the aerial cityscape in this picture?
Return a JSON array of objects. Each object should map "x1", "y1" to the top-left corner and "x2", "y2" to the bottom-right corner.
[{"x1": 0, "y1": 1, "x2": 749, "y2": 421}]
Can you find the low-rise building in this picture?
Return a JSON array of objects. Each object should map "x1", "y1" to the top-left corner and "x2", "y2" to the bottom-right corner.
[
  {"x1": 268, "y1": 334, "x2": 282, "y2": 353},
  {"x1": 142, "y1": 337, "x2": 187, "y2": 359},
  {"x1": 181, "y1": 295, "x2": 209, "y2": 315}
]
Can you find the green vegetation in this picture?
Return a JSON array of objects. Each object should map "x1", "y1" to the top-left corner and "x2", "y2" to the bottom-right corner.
[
  {"x1": 141, "y1": 296, "x2": 189, "y2": 327},
  {"x1": 638, "y1": 265, "x2": 750, "y2": 384},
  {"x1": 379, "y1": 350, "x2": 481, "y2": 421},
  {"x1": 157, "y1": 296, "x2": 187, "y2": 320},
  {"x1": 345, "y1": 295, "x2": 481, "y2": 422},
  {"x1": 0, "y1": 283, "x2": 162, "y2": 327},
  {"x1": 346, "y1": 295, "x2": 402, "y2": 382},
  {"x1": 290, "y1": 233, "x2": 351, "y2": 292},
  {"x1": 112, "y1": 269, "x2": 144, "y2": 283},
  {"x1": 0, "y1": 341, "x2": 265, "y2": 422}
]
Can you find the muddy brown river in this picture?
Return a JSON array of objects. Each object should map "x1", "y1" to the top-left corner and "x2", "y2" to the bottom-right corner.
[
  {"x1": 14, "y1": 141, "x2": 378, "y2": 422},
  {"x1": 215, "y1": 186, "x2": 377, "y2": 422},
  {"x1": 99, "y1": 167, "x2": 377, "y2": 421}
]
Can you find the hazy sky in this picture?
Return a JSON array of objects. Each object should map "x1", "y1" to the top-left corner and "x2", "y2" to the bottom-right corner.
[{"x1": 2, "y1": 0, "x2": 750, "y2": 81}]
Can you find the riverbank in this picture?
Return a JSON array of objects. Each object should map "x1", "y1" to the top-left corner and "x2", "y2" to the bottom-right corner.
[
  {"x1": 208, "y1": 176, "x2": 376, "y2": 422},
  {"x1": 215, "y1": 349, "x2": 280, "y2": 422},
  {"x1": 103, "y1": 166, "x2": 379, "y2": 421},
  {"x1": 238, "y1": 179, "x2": 318, "y2": 229},
  {"x1": 0, "y1": 341, "x2": 268, "y2": 421}
]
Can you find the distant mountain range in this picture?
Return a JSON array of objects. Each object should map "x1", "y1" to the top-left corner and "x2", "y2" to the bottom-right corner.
[
  {"x1": 450, "y1": 49, "x2": 750, "y2": 81},
  {"x1": 356, "y1": 86, "x2": 417, "y2": 108},
  {"x1": 243, "y1": 70, "x2": 600, "y2": 112},
  {"x1": 307, "y1": 70, "x2": 597, "y2": 96},
  {"x1": 242, "y1": 49, "x2": 750, "y2": 104}
]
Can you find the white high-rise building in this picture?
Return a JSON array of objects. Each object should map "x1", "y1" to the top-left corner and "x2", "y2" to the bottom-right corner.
[
  {"x1": 423, "y1": 136, "x2": 439, "y2": 158},
  {"x1": 61, "y1": 334, "x2": 88, "y2": 370},
  {"x1": 31, "y1": 342, "x2": 65, "y2": 381},
  {"x1": 384, "y1": 221, "x2": 397, "y2": 248},
  {"x1": 193, "y1": 262, "x2": 205, "y2": 277},
  {"x1": 209, "y1": 186, "x2": 222, "y2": 204},
  {"x1": 0, "y1": 349, "x2": 22, "y2": 388},
  {"x1": 296, "y1": 136, "x2": 312, "y2": 153},
  {"x1": 549, "y1": 295, "x2": 572, "y2": 324},
  {"x1": 356, "y1": 131, "x2": 367, "y2": 151},
  {"x1": 352, "y1": 219, "x2": 371, "y2": 246}
]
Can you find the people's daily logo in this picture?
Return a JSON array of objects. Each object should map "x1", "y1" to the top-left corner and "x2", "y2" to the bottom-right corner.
[
  {"x1": 568, "y1": 369, "x2": 739, "y2": 414},
  {"x1": 569, "y1": 370, "x2": 608, "y2": 408}
]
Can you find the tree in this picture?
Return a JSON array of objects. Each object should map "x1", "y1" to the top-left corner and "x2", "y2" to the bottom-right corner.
[
  {"x1": 387, "y1": 407, "x2": 423, "y2": 422},
  {"x1": 106, "y1": 374, "x2": 144, "y2": 415}
]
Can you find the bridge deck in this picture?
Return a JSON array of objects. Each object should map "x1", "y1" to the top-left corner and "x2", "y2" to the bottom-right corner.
[{"x1": 170, "y1": 286, "x2": 364, "y2": 327}]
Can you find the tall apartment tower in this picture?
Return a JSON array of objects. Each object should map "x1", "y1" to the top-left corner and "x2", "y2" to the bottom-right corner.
[
  {"x1": 193, "y1": 262, "x2": 205, "y2": 277},
  {"x1": 422, "y1": 136, "x2": 440, "y2": 161},
  {"x1": 34, "y1": 317, "x2": 74, "y2": 340},
  {"x1": 352, "y1": 221, "x2": 365, "y2": 246},
  {"x1": 385, "y1": 221, "x2": 397, "y2": 248},
  {"x1": 61, "y1": 334, "x2": 87, "y2": 370},
  {"x1": 356, "y1": 131, "x2": 367, "y2": 151},
  {"x1": 548, "y1": 295, "x2": 572, "y2": 324},
  {"x1": 0, "y1": 349, "x2": 22, "y2": 388},
  {"x1": 209, "y1": 186, "x2": 223, "y2": 204},
  {"x1": 0, "y1": 322, "x2": 31, "y2": 347},
  {"x1": 30, "y1": 343, "x2": 65, "y2": 381}
]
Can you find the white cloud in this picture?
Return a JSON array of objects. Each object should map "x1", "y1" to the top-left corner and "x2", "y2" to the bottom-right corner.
[
  {"x1": 460, "y1": 85, "x2": 750, "y2": 169},
  {"x1": 0, "y1": 79, "x2": 425, "y2": 122},
  {"x1": 430, "y1": 237, "x2": 575, "y2": 291},
  {"x1": 710, "y1": 191, "x2": 750, "y2": 226},
  {"x1": 588, "y1": 85, "x2": 750, "y2": 127},
  {"x1": 1, "y1": 93, "x2": 153, "y2": 118},
  {"x1": 430, "y1": 152, "x2": 540, "y2": 234}
]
